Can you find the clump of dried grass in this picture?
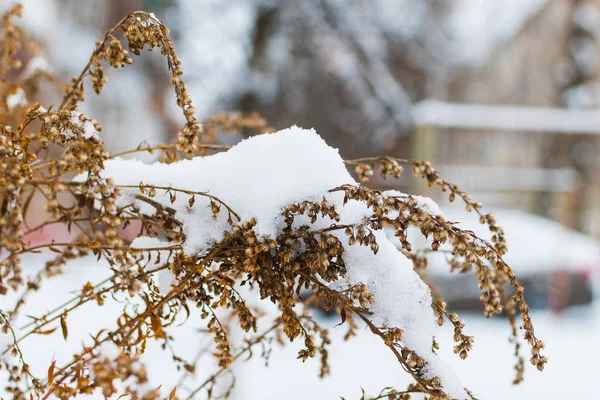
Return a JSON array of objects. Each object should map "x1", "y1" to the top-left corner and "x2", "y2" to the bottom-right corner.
[{"x1": 0, "y1": 5, "x2": 545, "y2": 400}]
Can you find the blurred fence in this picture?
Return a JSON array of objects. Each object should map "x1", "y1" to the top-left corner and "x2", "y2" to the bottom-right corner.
[{"x1": 411, "y1": 100, "x2": 600, "y2": 236}]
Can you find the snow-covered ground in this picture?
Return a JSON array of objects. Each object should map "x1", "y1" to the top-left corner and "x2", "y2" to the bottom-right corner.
[
  {"x1": 2, "y1": 130, "x2": 598, "y2": 398},
  {"x1": 0, "y1": 254, "x2": 223, "y2": 398},
  {"x1": 419, "y1": 208, "x2": 600, "y2": 277},
  {"x1": 2, "y1": 249, "x2": 598, "y2": 400},
  {"x1": 234, "y1": 208, "x2": 600, "y2": 399},
  {"x1": 233, "y1": 301, "x2": 600, "y2": 400}
]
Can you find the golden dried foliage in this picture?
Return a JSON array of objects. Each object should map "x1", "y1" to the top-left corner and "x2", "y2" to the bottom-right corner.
[{"x1": 0, "y1": 5, "x2": 546, "y2": 400}]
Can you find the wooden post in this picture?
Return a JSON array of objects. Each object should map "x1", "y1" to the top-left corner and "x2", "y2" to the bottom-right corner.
[{"x1": 412, "y1": 124, "x2": 436, "y2": 195}]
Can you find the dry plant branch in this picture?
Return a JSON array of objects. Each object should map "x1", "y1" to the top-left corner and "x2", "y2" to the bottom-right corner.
[{"x1": 0, "y1": 5, "x2": 546, "y2": 400}]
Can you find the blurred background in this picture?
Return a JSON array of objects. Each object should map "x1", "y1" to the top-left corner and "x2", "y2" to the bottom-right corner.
[{"x1": 4, "y1": 0, "x2": 600, "y2": 399}]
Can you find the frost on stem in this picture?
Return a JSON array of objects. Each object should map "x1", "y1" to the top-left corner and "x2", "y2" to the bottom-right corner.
[{"x1": 0, "y1": 6, "x2": 546, "y2": 400}]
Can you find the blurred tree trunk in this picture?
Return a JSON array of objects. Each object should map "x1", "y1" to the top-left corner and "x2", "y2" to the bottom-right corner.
[{"x1": 538, "y1": 0, "x2": 593, "y2": 231}]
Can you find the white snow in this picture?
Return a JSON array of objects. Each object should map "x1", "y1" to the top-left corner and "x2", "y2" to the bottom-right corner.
[
  {"x1": 3, "y1": 251, "x2": 600, "y2": 400},
  {"x1": 139, "y1": 12, "x2": 161, "y2": 27},
  {"x1": 131, "y1": 236, "x2": 174, "y2": 293},
  {"x1": 22, "y1": 56, "x2": 53, "y2": 77},
  {"x1": 96, "y1": 340, "x2": 123, "y2": 359},
  {"x1": 62, "y1": 111, "x2": 100, "y2": 141},
  {"x1": 6, "y1": 88, "x2": 27, "y2": 110},
  {"x1": 233, "y1": 300, "x2": 600, "y2": 400},
  {"x1": 99, "y1": 127, "x2": 355, "y2": 252},
  {"x1": 130, "y1": 236, "x2": 168, "y2": 250},
  {"x1": 95, "y1": 126, "x2": 467, "y2": 398},
  {"x1": 382, "y1": 190, "x2": 443, "y2": 217},
  {"x1": 421, "y1": 208, "x2": 600, "y2": 277}
]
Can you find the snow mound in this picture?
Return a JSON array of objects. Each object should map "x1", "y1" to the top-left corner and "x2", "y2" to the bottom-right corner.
[
  {"x1": 424, "y1": 208, "x2": 600, "y2": 276},
  {"x1": 98, "y1": 126, "x2": 467, "y2": 399}
]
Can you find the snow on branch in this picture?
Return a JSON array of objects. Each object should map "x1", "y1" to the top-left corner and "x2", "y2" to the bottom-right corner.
[
  {"x1": 94, "y1": 127, "x2": 544, "y2": 399},
  {"x1": 0, "y1": 7, "x2": 547, "y2": 400}
]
